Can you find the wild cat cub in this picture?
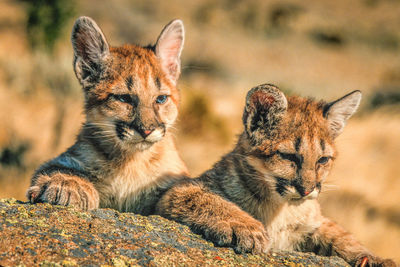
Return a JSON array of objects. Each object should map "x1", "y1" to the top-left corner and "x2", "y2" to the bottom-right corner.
[
  {"x1": 157, "y1": 84, "x2": 396, "y2": 266},
  {"x1": 27, "y1": 16, "x2": 188, "y2": 213}
]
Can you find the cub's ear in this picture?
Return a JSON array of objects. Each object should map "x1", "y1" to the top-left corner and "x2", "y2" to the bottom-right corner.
[
  {"x1": 323, "y1": 90, "x2": 362, "y2": 138},
  {"x1": 242, "y1": 84, "x2": 287, "y2": 139},
  {"x1": 155, "y1": 19, "x2": 184, "y2": 85},
  {"x1": 71, "y1": 16, "x2": 110, "y2": 86}
]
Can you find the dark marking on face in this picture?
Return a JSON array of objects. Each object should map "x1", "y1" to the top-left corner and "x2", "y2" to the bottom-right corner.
[
  {"x1": 116, "y1": 121, "x2": 127, "y2": 140},
  {"x1": 320, "y1": 139, "x2": 325, "y2": 152},
  {"x1": 316, "y1": 182, "x2": 321, "y2": 191},
  {"x1": 291, "y1": 178, "x2": 307, "y2": 196},
  {"x1": 126, "y1": 76, "x2": 134, "y2": 91},
  {"x1": 278, "y1": 152, "x2": 304, "y2": 170},
  {"x1": 86, "y1": 95, "x2": 110, "y2": 109},
  {"x1": 155, "y1": 77, "x2": 161, "y2": 90},
  {"x1": 275, "y1": 177, "x2": 290, "y2": 196},
  {"x1": 295, "y1": 137, "x2": 301, "y2": 152},
  {"x1": 251, "y1": 149, "x2": 276, "y2": 161},
  {"x1": 130, "y1": 94, "x2": 140, "y2": 107}
]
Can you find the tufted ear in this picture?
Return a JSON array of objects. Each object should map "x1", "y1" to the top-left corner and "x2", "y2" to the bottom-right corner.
[
  {"x1": 155, "y1": 19, "x2": 184, "y2": 85},
  {"x1": 71, "y1": 16, "x2": 110, "y2": 87},
  {"x1": 242, "y1": 84, "x2": 288, "y2": 139},
  {"x1": 323, "y1": 90, "x2": 362, "y2": 138}
]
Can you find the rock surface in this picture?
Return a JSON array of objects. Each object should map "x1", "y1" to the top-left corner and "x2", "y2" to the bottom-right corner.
[{"x1": 0, "y1": 198, "x2": 349, "y2": 266}]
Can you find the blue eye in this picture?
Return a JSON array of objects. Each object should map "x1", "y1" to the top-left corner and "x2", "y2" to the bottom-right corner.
[
  {"x1": 112, "y1": 94, "x2": 131, "y2": 103},
  {"x1": 156, "y1": 95, "x2": 168, "y2": 104}
]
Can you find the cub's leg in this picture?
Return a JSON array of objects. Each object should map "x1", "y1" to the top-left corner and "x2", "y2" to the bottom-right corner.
[
  {"x1": 156, "y1": 181, "x2": 270, "y2": 254},
  {"x1": 26, "y1": 172, "x2": 99, "y2": 210},
  {"x1": 311, "y1": 217, "x2": 396, "y2": 267}
]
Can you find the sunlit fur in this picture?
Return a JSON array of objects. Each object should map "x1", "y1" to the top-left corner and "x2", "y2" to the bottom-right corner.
[
  {"x1": 157, "y1": 84, "x2": 396, "y2": 266},
  {"x1": 27, "y1": 17, "x2": 188, "y2": 214}
]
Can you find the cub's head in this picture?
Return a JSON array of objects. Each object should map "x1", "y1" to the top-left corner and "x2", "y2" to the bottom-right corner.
[
  {"x1": 71, "y1": 16, "x2": 184, "y2": 151},
  {"x1": 241, "y1": 84, "x2": 361, "y2": 202}
]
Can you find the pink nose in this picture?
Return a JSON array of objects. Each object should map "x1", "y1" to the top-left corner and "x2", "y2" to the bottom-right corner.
[{"x1": 143, "y1": 130, "x2": 153, "y2": 136}]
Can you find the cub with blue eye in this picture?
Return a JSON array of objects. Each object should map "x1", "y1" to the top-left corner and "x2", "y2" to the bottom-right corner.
[
  {"x1": 157, "y1": 84, "x2": 396, "y2": 266},
  {"x1": 26, "y1": 16, "x2": 189, "y2": 214}
]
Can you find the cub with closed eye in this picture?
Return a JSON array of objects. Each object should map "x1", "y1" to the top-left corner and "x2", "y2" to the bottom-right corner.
[{"x1": 157, "y1": 84, "x2": 396, "y2": 267}]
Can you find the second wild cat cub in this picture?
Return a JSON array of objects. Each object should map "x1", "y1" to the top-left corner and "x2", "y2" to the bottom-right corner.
[{"x1": 157, "y1": 84, "x2": 396, "y2": 266}]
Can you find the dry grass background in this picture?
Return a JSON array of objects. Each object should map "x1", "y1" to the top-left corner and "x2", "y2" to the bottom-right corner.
[{"x1": 0, "y1": 0, "x2": 399, "y2": 261}]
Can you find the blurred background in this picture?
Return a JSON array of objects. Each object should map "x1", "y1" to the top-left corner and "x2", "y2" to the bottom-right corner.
[{"x1": 0, "y1": 0, "x2": 399, "y2": 261}]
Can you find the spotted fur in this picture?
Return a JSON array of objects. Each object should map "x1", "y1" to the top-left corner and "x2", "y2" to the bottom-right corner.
[
  {"x1": 157, "y1": 84, "x2": 396, "y2": 266},
  {"x1": 27, "y1": 16, "x2": 188, "y2": 214}
]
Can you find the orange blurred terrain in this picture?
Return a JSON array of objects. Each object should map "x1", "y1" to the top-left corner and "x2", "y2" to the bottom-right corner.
[{"x1": 0, "y1": 0, "x2": 399, "y2": 261}]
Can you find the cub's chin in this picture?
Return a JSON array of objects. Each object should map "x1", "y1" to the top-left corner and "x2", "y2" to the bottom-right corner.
[{"x1": 129, "y1": 141, "x2": 154, "y2": 151}]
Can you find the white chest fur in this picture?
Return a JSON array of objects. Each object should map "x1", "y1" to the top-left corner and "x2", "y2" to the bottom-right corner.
[
  {"x1": 107, "y1": 161, "x2": 159, "y2": 211},
  {"x1": 262, "y1": 200, "x2": 322, "y2": 251},
  {"x1": 97, "y1": 147, "x2": 186, "y2": 212}
]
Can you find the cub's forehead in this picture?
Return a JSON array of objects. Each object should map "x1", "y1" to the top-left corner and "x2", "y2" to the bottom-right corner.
[
  {"x1": 276, "y1": 136, "x2": 335, "y2": 155},
  {"x1": 283, "y1": 113, "x2": 329, "y2": 138},
  {"x1": 265, "y1": 96, "x2": 332, "y2": 151},
  {"x1": 254, "y1": 96, "x2": 332, "y2": 148},
  {"x1": 285, "y1": 97, "x2": 328, "y2": 133},
  {"x1": 109, "y1": 45, "x2": 162, "y2": 74},
  {"x1": 286, "y1": 96, "x2": 326, "y2": 117},
  {"x1": 249, "y1": 95, "x2": 336, "y2": 155},
  {"x1": 105, "y1": 46, "x2": 172, "y2": 92}
]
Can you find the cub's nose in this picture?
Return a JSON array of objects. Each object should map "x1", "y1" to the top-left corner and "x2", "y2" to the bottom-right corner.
[
  {"x1": 143, "y1": 130, "x2": 153, "y2": 136},
  {"x1": 299, "y1": 185, "x2": 315, "y2": 197},
  {"x1": 130, "y1": 119, "x2": 156, "y2": 138},
  {"x1": 304, "y1": 188, "x2": 319, "y2": 199},
  {"x1": 292, "y1": 179, "x2": 316, "y2": 197},
  {"x1": 296, "y1": 186, "x2": 315, "y2": 197},
  {"x1": 138, "y1": 128, "x2": 154, "y2": 138}
]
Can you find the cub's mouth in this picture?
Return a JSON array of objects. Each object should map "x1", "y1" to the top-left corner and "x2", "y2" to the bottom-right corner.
[
  {"x1": 274, "y1": 177, "x2": 320, "y2": 202},
  {"x1": 115, "y1": 121, "x2": 166, "y2": 146}
]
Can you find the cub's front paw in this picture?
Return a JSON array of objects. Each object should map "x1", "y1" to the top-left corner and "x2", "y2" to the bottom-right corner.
[
  {"x1": 27, "y1": 174, "x2": 99, "y2": 210},
  {"x1": 203, "y1": 217, "x2": 270, "y2": 254},
  {"x1": 356, "y1": 255, "x2": 397, "y2": 267}
]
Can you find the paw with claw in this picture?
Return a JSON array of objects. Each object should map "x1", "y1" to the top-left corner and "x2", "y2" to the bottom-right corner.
[
  {"x1": 203, "y1": 215, "x2": 270, "y2": 254},
  {"x1": 27, "y1": 173, "x2": 99, "y2": 210}
]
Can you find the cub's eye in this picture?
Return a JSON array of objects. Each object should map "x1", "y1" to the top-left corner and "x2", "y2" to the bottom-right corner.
[
  {"x1": 317, "y1": 157, "x2": 330, "y2": 165},
  {"x1": 112, "y1": 94, "x2": 132, "y2": 103},
  {"x1": 156, "y1": 95, "x2": 169, "y2": 104}
]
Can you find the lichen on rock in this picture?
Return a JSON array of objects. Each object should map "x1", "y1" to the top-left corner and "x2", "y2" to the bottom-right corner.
[{"x1": 0, "y1": 198, "x2": 349, "y2": 266}]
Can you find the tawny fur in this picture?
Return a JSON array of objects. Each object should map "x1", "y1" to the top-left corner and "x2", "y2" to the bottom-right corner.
[
  {"x1": 157, "y1": 84, "x2": 396, "y2": 266},
  {"x1": 27, "y1": 17, "x2": 188, "y2": 214}
]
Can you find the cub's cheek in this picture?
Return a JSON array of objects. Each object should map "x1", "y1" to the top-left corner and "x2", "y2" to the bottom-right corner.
[
  {"x1": 159, "y1": 104, "x2": 178, "y2": 125},
  {"x1": 317, "y1": 165, "x2": 332, "y2": 181}
]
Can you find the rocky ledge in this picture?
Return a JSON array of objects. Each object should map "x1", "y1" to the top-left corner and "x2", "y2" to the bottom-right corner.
[{"x1": 0, "y1": 198, "x2": 349, "y2": 266}]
